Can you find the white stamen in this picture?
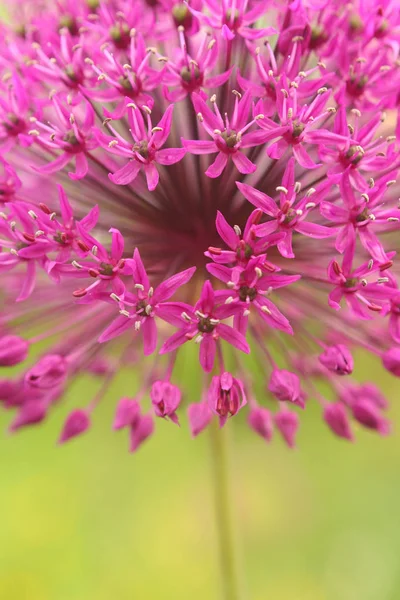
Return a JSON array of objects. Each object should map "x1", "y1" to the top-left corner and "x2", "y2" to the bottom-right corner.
[
  {"x1": 233, "y1": 225, "x2": 242, "y2": 236},
  {"x1": 110, "y1": 293, "x2": 121, "y2": 302},
  {"x1": 134, "y1": 283, "x2": 145, "y2": 291}
]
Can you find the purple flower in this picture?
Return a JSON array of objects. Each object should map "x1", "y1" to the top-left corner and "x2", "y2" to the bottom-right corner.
[
  {"x1": 58, "y1": 410, "x2": 91, "y2": 444},
  {"x1": 0, "y1": 0, "x2": 399, "y2": 451},
  {"x1": 248, "y1": 406, "x2": 273, "y2": 442},
  {"x1": 151, "y1": 380, "x2": 181, "y2": 425},
  {"x1": 323, "y1": 403, "x2": 354, "y2": 441},
  {"x1": 208, "y1": 372, "x2": 247, "y2": 427},
  {"x1": 98, "y1": 103, "x2": 186, "y2": 190},
  {"x1": 319, "y1": 345, "x2": 354, "y2": 375}
]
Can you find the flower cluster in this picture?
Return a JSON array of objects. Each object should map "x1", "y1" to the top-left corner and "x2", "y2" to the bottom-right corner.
[{"x1": 1, "y1": 0, "x2": 400, "y2": 451}]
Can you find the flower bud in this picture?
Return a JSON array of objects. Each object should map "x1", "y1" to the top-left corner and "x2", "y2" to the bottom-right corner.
[
  {"x1": 151, "y1": 380, "x2": 181, "y2": 425},
  {"x1": 274, "y1": 409, "x2": 299, "y2": 448},
  {"x1": 25, "y1": 354, "x2": 68, "y2": 389},
  {"x1": 58, "y1": 409, "x2": 90, "y2": 444},
  {"x1": 323, "y1": 402, "x2": 353, "y2": 440},
  {"x1": 113, "y1": 397, "x2": 141, "y2": 430},
  {"x1": 187, "y1": 402, "x2": 213, "y2": 437},
  {"x1": 268, "y1": 369, "x2": 304, "y2": 407},
  {"x1": 129, "y1": 414, "x2": 154, "y2": 452},
  {"x1": 382, "y1": 347, "x2": 400, "y2": 377},
  {"x1": 352, "y1": 400, "x2": 390, "y2": 436},
  {"x1": 0, "y1": 335, "x2": 29, "y2": 366},
  {"x1": 248, "y1": 406, "x2": 273, "y2": 442},
  {"x1": 9, "y1": 401, "x2": 47, "y2": 432},
  {"x1": 319, "y1": 344, "x2": 353, "y2": 375},
  {"x1": 208, "y1": 372, "x2": 247, "y2": 426}
]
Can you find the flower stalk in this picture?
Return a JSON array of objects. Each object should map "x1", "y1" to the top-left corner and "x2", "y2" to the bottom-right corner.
[{"x1": 210, "y1": 420, "x2": 242, "y2": 600}]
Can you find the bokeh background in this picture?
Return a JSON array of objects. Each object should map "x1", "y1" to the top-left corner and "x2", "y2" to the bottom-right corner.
[{"x1": 1, "y1": 349, "x2": 400, "y2": 600}]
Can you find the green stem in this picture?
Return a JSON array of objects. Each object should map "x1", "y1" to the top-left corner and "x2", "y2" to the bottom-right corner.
[{"x1": 210, "y1": 421, "x2": 242, "y2": 600}]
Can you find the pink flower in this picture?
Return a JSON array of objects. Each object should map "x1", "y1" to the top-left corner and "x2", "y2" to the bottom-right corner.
[
  {"x1": 382, "y1": 347, "x2": 400, "y2": 377},
  {"x1": 113, "y1": 398, "x2": 141, "y2": 430},
  {"x1": 182, "y1": 91, "x2": 268, "y2": 177},
  {"x1": 160, "y1": 280, "x2": 249, "y2": 372},
  {"x1": 248, "y1": 406, "x2": 273, "y2": 442},
  {"x1": 0, "y1": 335, "x2": 29, "y2": 366},
  {"x1": 274, "y1": 409, "x2": 299, "y2": 448},
  {"x1": 238, "y1": 158, "x2": 338, "y2": 258},
  {"x1": 352, "y1": 400, "x2": 390, "y2": 436},
  {"x1": 188, "y1": 401, "x2": 213, "y2": 437},
  {"x1": 319, "y1": 345, "x2": 354, "y2": 375},
  {"x1": 99, "y1": 248, "x2": 196, "y2": 355},
  {"x1": 208, "y1": 372, "x2": 247, "y2": 427},
  {"x1": 58, "y1": 409, "x2": 90, "y2": 444},
  {"x1": 25, "y1": 355, "x2": 68, "y2": 390},
  {"x1": 151, "y1": 380, "x2": 181, "y2": 425},
  {"x1": 0, "y1": 0, "x2": 400, "y2": 451},
  {"x1": 323, "y1": 403, "x2": 354, "y2": 441},
  {"x1": 268, "y1": 369, "x2": 305, "y2": 409},
  {"x1": 129, "y1": 413, "x2": 154, "y2": 452},
  {"x1": 98, "y1": 103, "x2": 186, "y2": 190}
]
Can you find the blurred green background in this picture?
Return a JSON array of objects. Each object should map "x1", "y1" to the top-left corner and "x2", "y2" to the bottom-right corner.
[{"x1": 1, "y1": 350, "x2": 400, "y2": 600}]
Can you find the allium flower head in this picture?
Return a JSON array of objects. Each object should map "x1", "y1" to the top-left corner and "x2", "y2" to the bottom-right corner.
[{"x1": 1, "y1": 0, "x2": 400, "y2": 451}]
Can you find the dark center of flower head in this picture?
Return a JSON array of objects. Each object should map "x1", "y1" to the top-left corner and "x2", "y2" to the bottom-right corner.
[
  {"x1": 99, "y1": 262, "x2": 115, "y2": 276},
  {"x1": 283, "y1": 208, "x2": 297, "y2": 225},
  {"x1": 136, "y1": 299, "x2": 148, "y2": 314},
  {"x1": 118, "y1": 75, "x2": 134, "y2": 92},
  {"x1": 172, "y1": 3, "x2": 192, "y2": 27},
  {"x1": 346, "y1": 75, "x2": 368, "y2": 98},
  {"x1": 344, "y1": 277, "x2": 359, "y2": 288},
  {"x1": 345, "y1": 145, "x2": 364, "y2": 164},
  {"x1": 238, "y1": 286, "x2": 257, "y2": 302},
  {"x1": 291, "y1": 122, "x2": 305, "y2": 139},
  {"x1": 236, "y1": 243, "x2": 253, "y2": 260},
  {"x1": 309, "y1": 24, "x2": 328, "y2": 49},
  {"x1": 63, "y1": 130, "x2": 80, "y2": 146},
  {"x1": 109, "y1": 23, "x2": 131, "y2": 49},
  {"x1": 86, "y1": 0, "x2": 100, "y2": 10},
  {"x1": 225, "y1": 8, "x2": 241, "y2": 29},
  {"x1": 58, "y1": 15, "x2": 79, "y2": 36},
  {"x1": 198, "y1": 316, "x2": 216, "y2": 334},
  {"x1": 355, "y1": 208, "x2": 369, "y2": 223},
  {"x1": 133, "y1": 140, "x2": 152, "y2": 160},
  {"x1": 4, "y1": 113, "x2": 25, "y2": 135},
  {"x1": 221, "y1": 130, "x2": 238, "y2": 148}
]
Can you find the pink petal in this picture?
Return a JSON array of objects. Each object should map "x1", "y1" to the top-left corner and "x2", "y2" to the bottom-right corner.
[
  {"x1": 292, "y1": 144, "x2": 320, "y2": 169},
  {"x1": 57, "y1": 184, "x2": 73, "y2": 223},
  {"x1": 205, "y1": 152, "x2": 228, "y2": 178},
  {"x1": 155, "y1": 147, "x2": 186, "y2": 165},
  {"x1": 153, "y1": 266, "x2": 196, "y2": 303},
  {"x1": 217, "y1": 323, "x2": 250, "y2": 353},
  {"x1": 199, "y1": 335, "x2": 216, "y2": 372},
  {"x1": 181, "y1": 139, "x2": 218, "y2": 154},
  {"x1": 152, "y1": 104, "x2": 174, "y2": 148},
  {"x1": 295, "y1": 221, "x2": 336, "y2": 238},
  {"x1": 99, "y1": 315, "x2": 133, "y2": 343},
  {"x1": 142, "y1": 317, "x2": 158, "y2": 355},
  {"x1": 236, "y1": 182, "x2": 278, "y2": 216},
  {"x1": 231, "y1": 151, "x2": 257, "y2": 174},
  {"x1": 109, "y1": 161, "x2": 141, "y2": 185},
  {"x1": 69, "y1": 152, "x2": 89, "y2": 180},
  {"x1": 17, "y1": 261, "x2": 36, "y2": 302},
  {"x1": 159, "y1": 329, "x2": 190, "y2": 354},
  {"x1": 36, "y1": 152, "x2": 71, "y2": 174},
  {"x1": 143, "y1": 163, "x2": 159, "y2": 190},
  {"x1": 109, "y1": 227, "x2": 124, "y2": 260},
  {"x1": 215, "y1": 211, "x2": 238, "y2": 250}
]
